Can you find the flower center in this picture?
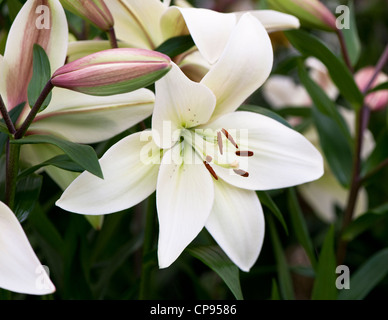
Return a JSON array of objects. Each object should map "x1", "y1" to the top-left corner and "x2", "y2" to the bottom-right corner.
[{"x1": 181, "y1": 128, "x2": 254, "y2": 180}]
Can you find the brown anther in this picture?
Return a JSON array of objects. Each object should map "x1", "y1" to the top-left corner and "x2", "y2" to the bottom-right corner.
[
  {"x1": 204, "y1": 161, "x2": 218, "y2": 180},
  {"x1": 221, "y1": 128, "x2": 238, "y2": 148},
  {"x1": 233, "y1": 169, "x2": 249, "y2": 177},
  {"x1": 205, "y1": 155, "x2": 213, "y2": 163},
  {"x1": 217, "y1": 131, "x2": 223, "y2": 155},
  {"x1": 236, "y1": 150, "x2": 254, "y2": 157}
]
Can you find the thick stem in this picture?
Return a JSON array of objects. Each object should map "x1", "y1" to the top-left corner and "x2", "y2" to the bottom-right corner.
[
  {"x1": 108, "y1": 27, "x2": 118, "y2": 49},
  {"x1": 138, "y1": 193, "x2": 156, "y2": 300},
  {"x1": 336, "y1": 45, "x2": 388, "y2": 264},
  {"x1": 0, "y1": 96, "x2": 16, "y2": 134},
  {"x1": 14, "y1": 81, "x2": 54, "y2": 140},
  {"x1": 5, "y1": 139, "x2": 21, "y2": 210}
]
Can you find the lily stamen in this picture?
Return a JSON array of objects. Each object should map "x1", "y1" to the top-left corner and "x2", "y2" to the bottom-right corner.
[
  {"x1": 221, "y1": 128, "x2": 238, "y2": 149},
  {"x1": 236, "y1": 151, "x2": 254, "y2": 157},
  {"x1": 204, "y1": 161, "x2": 219, "y2": 180},
  {"x1": 217, "y1": 131, "x2": 223, "y2": 155},
  {"x1": 233, "y1": 169, "x2": 249, "y2": 178}
]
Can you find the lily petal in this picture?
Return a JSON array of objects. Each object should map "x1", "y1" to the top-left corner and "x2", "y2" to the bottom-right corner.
[
  {"x1": 201, "y1": 13, "x2": 273, "y2": 119},
  {"x1": 105, "y1": 0, "x2": 165, "y2": 49},
  {"x1": 152, "y1": 63, "x2": 216, "y2": 149},
  {"x1": 157, "y1": 142, "x2": 214, "y2": 268},
  {"x1": 244, "y1": 10, "x2": 300, "y2": 32},
  {"x1": 3, "y1": 0, "x2": 68, "y2": 110},
  {"x1": 162, "y1": 7, "x2": 237, "y2": 65},
  {"x1": 29, "y1": 87, "x2": 154, "y2": 144},
  {"x1": 206, "y1": 181, "x2": 265, "y2": 272},
  {"x1": 0, "y1": 202, "x2": 55, "y2": 295},
  {"x1": 205, "y1": 111, "x2": 324, "y2": 190},
  {"x1": 298, "y1": 173, "x2": 368, "y2": 223},
  {"x1": 56, "y1": 131, "x2": 160, "y2": 215}
]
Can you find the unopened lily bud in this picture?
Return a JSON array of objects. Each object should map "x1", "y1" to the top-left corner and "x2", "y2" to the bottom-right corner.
[
  {"x1": 355, "y1": 67, "x2": 388, "y2": 111},
  {"x1": 51, "y1": 48, "x2": 172, "y2": 96},
  {"x1": 267, "y1": 0, "x2": 337, "y2": 31},
  {"x1": 60, "y1": 0, "x2": 114, "y2": 31}
]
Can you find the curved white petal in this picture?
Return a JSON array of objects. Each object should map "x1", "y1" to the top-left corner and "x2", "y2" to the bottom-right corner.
[
  {"x1": 29, "y1": 88, "x2": 154, "y2": 144},
  {"x1": 262, "y1": 75, "x2": 311, "y2": 108},
  {"x1": 106, "y1": 0, "x2": 165, "y2": 49},
  {"x1": 206, "y1": 181, "x2": 264, "y2": 272},
  {"x1": 204, "y1": 111, "x2": 324, "y2": 190},
  {"x1": 162, "y1": 7, "x2": 237, "y2": 65},
  {"x1": 0, "y1": 202, "x2": 55, "y2": 295},
  {"x1": 245, "y1": 10, "x2": 300, "y2": 33},
  {"x1": 201, "y1": 13, "x2": 273, "y2": 119},
  {"x1": 3, "y1": 0, "x2": 68, "y2": 109},
  {"x1": 56, "y1": 131, "x2": 160, "y2": 215},
  {"x1": 152, "y1": 63, "x2": 216, "y2": 149},
  {"x1": 298, "y1": 173, "x2": 368, "y2": 223},
  {"x1": 157, "y1": 142, "x2": 214, "y2": 268}
]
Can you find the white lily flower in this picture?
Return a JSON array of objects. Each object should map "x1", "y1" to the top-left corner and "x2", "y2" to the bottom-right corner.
[
  {"x1": 0, "y1": 0, "x2": 156, "y2": 189},
  {"x1": 0, "y1": 202, "x2": 55, "y2": 295},
  {"x1": 68, "y1": 0, "x2": 300, "y2": 80},
  {"x1": 262, "y1": 57, "x2": 375, "y2": 223},
  {"x1": 57, "y1": 15, "x2": 323, "y2": 271}
]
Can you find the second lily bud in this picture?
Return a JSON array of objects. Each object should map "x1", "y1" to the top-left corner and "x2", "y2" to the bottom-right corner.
[{"x1": 51, "y1": 48, "x2": 172, "y2": 96}]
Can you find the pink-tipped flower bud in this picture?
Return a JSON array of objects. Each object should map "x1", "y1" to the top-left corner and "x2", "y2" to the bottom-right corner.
[
  {"x1": 51, "y1": 48, "x2": 172, "y2": 96},
  {"x1": 267, "y1": 0, "x2": 337, "y2": 31},
  {"x1": 355, "y1": 67, "x2": 388, "y2": 111},
  {"x1": 60, "y1": 0, "x2": 114, "y2": 31}
]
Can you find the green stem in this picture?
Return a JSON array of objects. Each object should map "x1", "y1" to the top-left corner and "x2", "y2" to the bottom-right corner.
[
  {"x1": 0, "y1": 95, "x2": 16, "y2": 134},
  {"x1": 14, "y1": 80, "x2": 54, "y2": 140},
  {"x1": 108, "y1": 27, "x2": 118, "y2": 49},
  {"x1": 138, "y1": 193, "x2": 156, "y2": 300},
  {"x1": 5, "y1": 139, "x2": 20, "y2": 210}
]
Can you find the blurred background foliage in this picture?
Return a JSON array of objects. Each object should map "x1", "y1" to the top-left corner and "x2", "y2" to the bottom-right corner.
[{"x1": 0, "y1": 0, "x2": 388, "y2": 300}]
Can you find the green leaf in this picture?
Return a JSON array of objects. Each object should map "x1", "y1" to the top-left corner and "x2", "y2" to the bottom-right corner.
[
  {"x1": 14, "y1": 174, "x2": 43, "y2": 223},
  {"x1": 285, "y1": 30, "x2": 364, "y2": 108},
  {"x1": 297, "y1": 59, "x2": 351, "y2": 142},
  {"x1": 28, "y1": 44, "x2": 52, "y2": 111},
  {"x1": 238, "y1": 105, "x2": 292, "y2": 128},
  {"x1": 341, "y1": 0, "x2": 361, "y2": 66},
  {"x1": 155, "y1": 35, "x2": 195, "y2": 59},
  {"x1": 18, "y1": 154, "x2": 84, "y2": 179},
  {"x1": 270, "y1": 279, "x2": 281, "y2": 300},
  {"x1": 268, "y1": 216, "x2": 295, "y2": 300},
  {"x1": 338, "y1": 248, "x2": 388, "y2": 300},
  {"x1": 312, "y1": 107, "x2": 353, "y2": 188},
  {"x1": 287, "y1": 188, "x2": 317, "y2": 269},
  {"x1": 257, "y1": 191, "x2": 288, "y2": 235},
  {"x1": 6, "y1": 0, "x2": 22, "y2": 21},
  {"x1": 311, "y1": 226, "x2": 338, "y2": 300},
  {"x1": 362, "y1": 130, "x2": 388, "y2": 178},
  {"x1": 187, "y1": 245, "x2": 244, "y2": 300},
  {"x1": 0, "y1": 121, "x2": 9, "y2": 134},
  {"x1": 11, "y1": 135, "x2": 103, "y2": 179},
  {"x1": 342, "y1": 202, "x2": 388, "y2": 242},
  {"x1": 368, "y1": 81, "x2": 388, "y2": 93}
]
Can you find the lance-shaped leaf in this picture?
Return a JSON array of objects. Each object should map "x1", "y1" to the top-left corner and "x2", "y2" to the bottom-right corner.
[
  {"x1": 51, "y1": 48, "x2": 172, "y2": 96},
  {"x1": 11, "y1": 135, "x2": 103, "y2": 179},
  {"x1": 60, "y1": 0, "x2": 114, "y2": 31}
]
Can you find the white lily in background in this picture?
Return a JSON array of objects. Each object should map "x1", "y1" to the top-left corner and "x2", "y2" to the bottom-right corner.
[
  {"x1": 68, "y1": 0, "x2": 300, "y2": 80},
  {"x1": 0, "y1": 202, "x2": 55, "y2": 295},
  {"x1": 0, "y1": 0, "x2": 157, "y2": 190},
  {"x1": 57, "y1": 15, "x2": 323, "y2": 271},
  {"x1": 262, "y1": 58, "x2": 375, "y2": 223}
]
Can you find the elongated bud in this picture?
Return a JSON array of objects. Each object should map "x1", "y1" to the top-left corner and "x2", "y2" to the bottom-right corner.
[
  {"x1": 51, "y1": 48, "x2": 172, "y2": 96},
  {"x1": 355, "y1": 67, "x2": 388, "y2": 111},
  {"x1": 60, "y1": 0, "x2": 114, "y2": 31},
  {"x1": 267, "y1": 0, "x2": 337, "y2": 31}
]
